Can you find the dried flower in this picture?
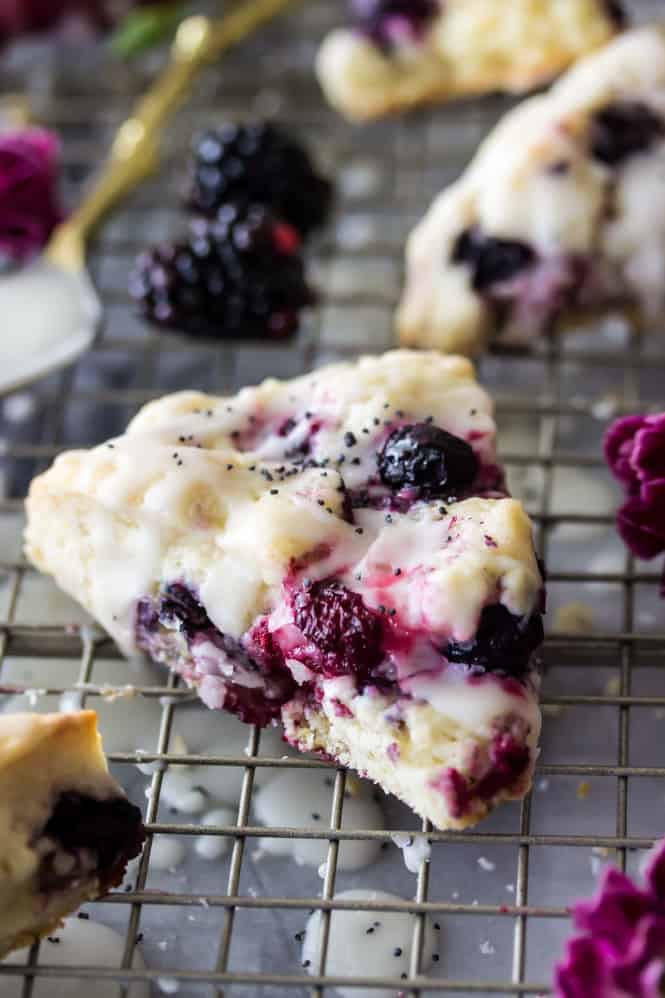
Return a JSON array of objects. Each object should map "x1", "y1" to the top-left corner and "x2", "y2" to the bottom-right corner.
[
  {"x1": 0, "y1": 129, "x2": 62, "y2": 266},
  {"x1": 604, "y1": 414, "x2": 665, "y2": 588},
  {"x1": 555, "y1": 840, "x2": 665, "y2": 997}
]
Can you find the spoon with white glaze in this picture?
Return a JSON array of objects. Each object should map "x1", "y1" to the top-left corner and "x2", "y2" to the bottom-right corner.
[{"x1": 0, "y1": 0, "x2": 297, "y2": 395}]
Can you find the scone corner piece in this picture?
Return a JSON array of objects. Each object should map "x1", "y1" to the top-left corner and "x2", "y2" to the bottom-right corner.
[
  {"x1": 0, "y1": 711, "x2": 145, "y2": 958},
  {"x1": 317, "y1": 0, "x2": 625, "y2": 122},
  {"x1": 397, "y1": 22, "x2": 665, "y2": 355}
]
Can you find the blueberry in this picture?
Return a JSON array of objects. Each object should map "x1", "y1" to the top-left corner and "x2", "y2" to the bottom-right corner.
[
  {"x1": 452, "y1": 227, "x2": 536, "y2": 293},
  {"x1": 158, "y1": 582, "x2": 211, "y2": 636},
  {"x1": 377, "y1": 423, "x2": 478, "y2": 498},
  {"x1": 445, "y1": 604, "x2": 544, "y2": 678},
  {"x1": 350, "y1": 0, "x2": 437, "y2": 49},
  {"x1": 292, "y1": 580, "x2": 384, "y2": 680},
  {"x1": 590, "y1": 101, "x2": 664, "y2": 166}
]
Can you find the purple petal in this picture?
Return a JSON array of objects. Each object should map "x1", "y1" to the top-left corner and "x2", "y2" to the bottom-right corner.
[
  {"x1": 573, "y1": 868, "x2": 656, "y2": 945},
  {"x1": 617, "y1": 496, "x2": 665, "y2": 561},
  {"x1": 0, "y1": 128, "x2": 62, "y2": 263},
  {"x1": 632, "y1": 419, "x2": 665, "y2": 483},
  {"x1": 554, "y1": 936, "x2": 614, "y2": 998},
  {"x1": 604, "y1": 415, "x2": 648, "y2": 488}
]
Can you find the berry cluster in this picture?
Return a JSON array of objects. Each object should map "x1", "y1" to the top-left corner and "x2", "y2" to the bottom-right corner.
[
  {"x1": 129, "y1": 204, "x2": 312, "y2": 340},
  {"x1": 131, "y1": 122, "x2": 331, "y2": 342}
]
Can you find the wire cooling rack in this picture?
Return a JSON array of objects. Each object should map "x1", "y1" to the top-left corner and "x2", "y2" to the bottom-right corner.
[{"x1": 1, "y1": 1, "x2": 665, "y2": 995}]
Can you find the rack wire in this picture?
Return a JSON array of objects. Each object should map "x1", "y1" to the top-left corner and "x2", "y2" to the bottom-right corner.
[{"x1": 1, "y1": 0, "x2": 664, "y2": 994}]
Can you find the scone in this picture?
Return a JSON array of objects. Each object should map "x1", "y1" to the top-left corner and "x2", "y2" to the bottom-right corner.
[
  {"x1": 316, "y1": 0, "x2": 624, "y2": 122},
  {"x1": 0, "y1": 711, "x2": 145, "y2": 957},
  {"x1": 398, "y1": 23, "x2": 665, "y2": 355},
  {"x1": 25, "y1": 351, "x2": 545, "y2": 830}
]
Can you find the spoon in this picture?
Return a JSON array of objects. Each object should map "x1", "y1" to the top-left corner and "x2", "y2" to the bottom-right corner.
[{"x1": 0, "y1": 0, "x2": 297, "y2": 396}]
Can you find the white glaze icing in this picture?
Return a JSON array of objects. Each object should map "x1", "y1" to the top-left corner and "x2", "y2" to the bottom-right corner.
[
  {"x1": 302, "y1": 889, "x2": 438, "y2": 998},
  {"x1": 0, "y1": 258, "x2": 98, "y2": 394},
  {"x1": 254, "y1": 769, "x2": 384, "y2": 871},
  {"x1": 194, "y1": 807, "x2": 235, "y2": 860},
  {"x1": 147, "y1": 835, "x2": 186, "y2": 872},
  {"x1": 390, "y1": 833, "x2": 432, "y2": 875},
  {"x1": 1, "y1": 918, "x2": 148, "y2": 998}
]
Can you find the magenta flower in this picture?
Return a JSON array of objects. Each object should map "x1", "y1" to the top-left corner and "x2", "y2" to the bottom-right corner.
[
  {"x1": 604, "y1": 414, "x2": 665, "y2": 583},
  {"x1": 0, "y1": 129, "x2": 63, "y2": 266},
  {"x1": 555, "y1": 840, "x2": 665, "y2": 997}
]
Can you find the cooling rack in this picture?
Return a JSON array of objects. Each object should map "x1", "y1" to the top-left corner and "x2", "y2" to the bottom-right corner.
[{"x1": 1, "y1": 0, "x2": 664, "y2": 995}]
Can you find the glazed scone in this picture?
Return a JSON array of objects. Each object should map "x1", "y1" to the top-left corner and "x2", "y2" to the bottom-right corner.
[
  {"x1": 398, "y1": 23, "x2": 665, "y2": 355},
  {"x1": 25, "y1": 351, "x2": 545, "y2": 830},
  {"x1": 0, "y1": 711, "x2": 145, "y2": 957},
  {"x1": 316, "y1": 0, "x2": 624, "y2": 122}
]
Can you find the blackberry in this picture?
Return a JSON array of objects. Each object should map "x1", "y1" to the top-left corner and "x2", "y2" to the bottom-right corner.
[
  {"x1": 185, "y1": 123, "x2": 332, "y2": 237},
  {"x1": 452, "y1": 227, "x2": 536, "y2": 293},
  {"x1": 292, "y1": 580, "x2": 385, "y2": 680},
  {"x1": 350, "y1": 0, "x2": 438, "y2": 50},
  {"x1": 590, "y1": 101, "x2": 664, "y2": 167},
  {"x1": 129, "y1": 203, "x2": 313, "y2": 340},
  {"x1": 378, "y1": 422, "x2": 478, "y2": 498},
  {"x1": 445, "y1": 604, "x2": 544, "y2": 678}
]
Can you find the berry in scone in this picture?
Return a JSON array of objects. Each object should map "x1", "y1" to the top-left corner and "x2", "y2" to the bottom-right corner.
[
  {"x1": 129, "y1": 203, "x2": 313, "y2": 341},
  {"x1": 25, "y1": 351, "x2": 544, "y2": 830},
  {"x1": 316, "y1": 0, "x2": 624, "y2": 122},
  {"x1": 398, "y1": 24, "x2": 665, "y2": 355},
  {"x1": 0, "y1": 711, "x2": 145, "y2": 957}
]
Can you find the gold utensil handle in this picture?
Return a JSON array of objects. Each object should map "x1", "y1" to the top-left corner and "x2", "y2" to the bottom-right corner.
[{"x1": 69, "y1": 0, "x2": 295, "y2": 240}]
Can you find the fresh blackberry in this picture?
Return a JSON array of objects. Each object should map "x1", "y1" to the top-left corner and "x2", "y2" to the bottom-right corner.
[
  {"x1": 186, "y1": 123, "x2": 332, "y2": 238},
  {"x1": 590, "y1": 101, "x2": 664, "y2": 166},
  {"x1": 445, "y1": 604, "x2": 544, "y2": 678},
  {"x1": 378, "y1": 422, "x2": 478, "y2": 498},
  {"x1": 350, "y1": 0, "x2": 438, "y2": 49},
  {"x1": 129, "y1": 203, "x2": 313, "y2": 340},
  {"x1": 452, "y1": 227, "x2": 536, "y2": 293}
]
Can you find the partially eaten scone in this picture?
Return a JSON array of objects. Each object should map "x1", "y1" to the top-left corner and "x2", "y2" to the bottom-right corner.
[
  {"x1": 25, "y1": 351, "x2": 544, "y2": 829},
  {"x1": 398, "y1": 23, "x2": 665, "y2": 355},
  {"x1": 317, "y1": 0, "x2": 624, "y2": 121},
  {"x1": 0, "y1": 711, "x2": 145, "y2": 957}
]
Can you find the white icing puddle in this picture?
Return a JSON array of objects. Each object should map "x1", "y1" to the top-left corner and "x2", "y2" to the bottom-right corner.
[
  {"x1": 302, "y1": 889, "x2": 439, "y2": 998},
  {"x1": 148, "y1": 835, "x2": 186, "y2": 872},
  {"x1": 0, "y1": 917, "x2": 148, "y2": 997},
  {"x1": 0, "y1": 257, "x2": 99, "y2": 393},
  {"x1": 194, "y1": 807, "x2": 235, "y2": 860},
  {"x1": 390, "y1": 833, "x2": 431, "y2": 875},
  {"x1": 254, "y1": 769, "x2": 384, "y2": 871}
]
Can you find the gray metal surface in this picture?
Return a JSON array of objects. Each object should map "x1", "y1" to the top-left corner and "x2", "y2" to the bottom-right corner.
[{"x1": 0, "y1": 0, "x2": 664, "y2": 994}]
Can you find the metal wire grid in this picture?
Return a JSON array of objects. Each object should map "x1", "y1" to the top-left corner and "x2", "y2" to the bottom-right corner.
[{"x1": 1, "y1": 1, "x2": 665, "y2": 994}]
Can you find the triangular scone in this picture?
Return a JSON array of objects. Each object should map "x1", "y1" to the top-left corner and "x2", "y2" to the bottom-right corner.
[
  {"x1": 398, "y1": 24, "x2": 665, "y2": 355},
  {"x1": 0, "y1": 711, "x2": 145, "y2": 957},
  {"x1": 26, "y1": 351, "x2": 544, "y2": 830},
  {"x1": 316, "y1": 0, "x2": 624, "y2": 121}
]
